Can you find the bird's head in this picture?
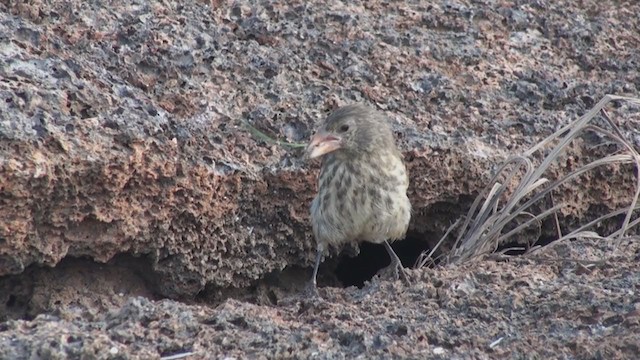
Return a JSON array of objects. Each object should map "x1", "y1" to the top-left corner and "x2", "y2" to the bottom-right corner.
[{"x1": 305, "y1": 104, "x2": 395, "y2": 159}]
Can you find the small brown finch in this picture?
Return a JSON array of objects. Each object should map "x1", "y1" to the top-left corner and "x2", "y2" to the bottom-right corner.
[{"x1": 305, "y1": 104, "x2": 411, "y2": 292}]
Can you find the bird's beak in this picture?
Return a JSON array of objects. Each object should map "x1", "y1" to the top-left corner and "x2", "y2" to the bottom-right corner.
[{"x1": 305, "y1": 131, "x2": 342, "y2": 159}]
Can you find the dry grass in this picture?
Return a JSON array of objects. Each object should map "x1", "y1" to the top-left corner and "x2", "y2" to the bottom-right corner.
[
  {"x1": 416, "y1": 94, "x2": 640, "y2": 268},
  {"x1": 241, "y1": 118, "x2": 307, "y2": 148}
]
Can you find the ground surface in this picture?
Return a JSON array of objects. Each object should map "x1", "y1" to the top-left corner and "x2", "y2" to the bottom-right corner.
[
  {"x1": 1, "y1": 0, "x2": 639, "y2": 359},
  {"x1": 1, "y1": 238, "x2": 639, "y2": 359}
]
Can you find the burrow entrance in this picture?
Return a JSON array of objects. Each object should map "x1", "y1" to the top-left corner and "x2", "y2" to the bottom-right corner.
[{"x1": 333, "y1": 231, "x2": 434, "y2": 288}]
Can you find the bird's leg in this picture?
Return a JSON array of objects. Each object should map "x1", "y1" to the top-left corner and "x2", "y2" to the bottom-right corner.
[
  {"x1": 306, "y1": 245, "x2": 323, "y2": 297},
  {"x1": 383, "y1": 240, "x2": 411, "y2": 286},
  {"x1": 310, "y1": 248, "x2": 321, "y2": 288}
]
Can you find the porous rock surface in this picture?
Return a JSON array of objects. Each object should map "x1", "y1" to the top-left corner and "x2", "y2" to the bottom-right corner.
[
  {"x1": 1, "y1": 238, "x2": 639, "y2": 359},
  {"x1": 0, "y1": 0, "x2": 639, "y2": 358}
]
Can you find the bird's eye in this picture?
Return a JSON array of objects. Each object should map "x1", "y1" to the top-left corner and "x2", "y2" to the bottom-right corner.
[{"x1": 339, "y1": 124, "x2": 350, "y2": 133}]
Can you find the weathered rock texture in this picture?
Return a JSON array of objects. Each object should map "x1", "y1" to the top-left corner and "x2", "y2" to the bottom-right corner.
[
  {"x1": 1, "y1": 238, "x2": 639, "y2": 359},
  {"x1": 1, "y1": 0, "x2": 639, "y2": 358}
]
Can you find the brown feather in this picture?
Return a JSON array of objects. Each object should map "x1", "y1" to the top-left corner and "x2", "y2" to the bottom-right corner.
[{"x1": 309, "y1": 104, "x2": 411, "y2": 252}]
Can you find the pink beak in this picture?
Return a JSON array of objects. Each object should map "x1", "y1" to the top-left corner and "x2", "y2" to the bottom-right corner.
[{"x1": 305, "y1": 130, "x2": 342, "y2": 159}]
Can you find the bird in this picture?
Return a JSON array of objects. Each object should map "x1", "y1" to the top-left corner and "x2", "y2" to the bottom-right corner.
[{"x1": 305, "y1": 104, "x2": 412, "y2": 293}]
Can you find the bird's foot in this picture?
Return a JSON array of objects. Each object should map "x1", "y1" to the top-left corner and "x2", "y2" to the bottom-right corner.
[
  {"x1": 304, "y1": 280, "x2": 322, "y2": 299},
  {"x1": 381, "y1": 240, "x2": 412, "y2": 286},
  {"x1": 377, "y1": 262, "x2": 412, "y2": 286}
]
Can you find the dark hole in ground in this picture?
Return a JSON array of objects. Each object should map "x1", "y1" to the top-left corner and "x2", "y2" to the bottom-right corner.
[
  {"x1": 0, "y1": 254, "x2": 158, "y2": 321},
  {"x1": 334, "y1": 231, "x2": 433, "y2": 288},
  {"x1": 332, "y1": 212, "x2": 588, "y2": 287}
]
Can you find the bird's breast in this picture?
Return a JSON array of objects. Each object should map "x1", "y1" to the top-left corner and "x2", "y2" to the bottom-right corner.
[{"x1": 311, "y1": 152, "x2": 411, "y2": 246}]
